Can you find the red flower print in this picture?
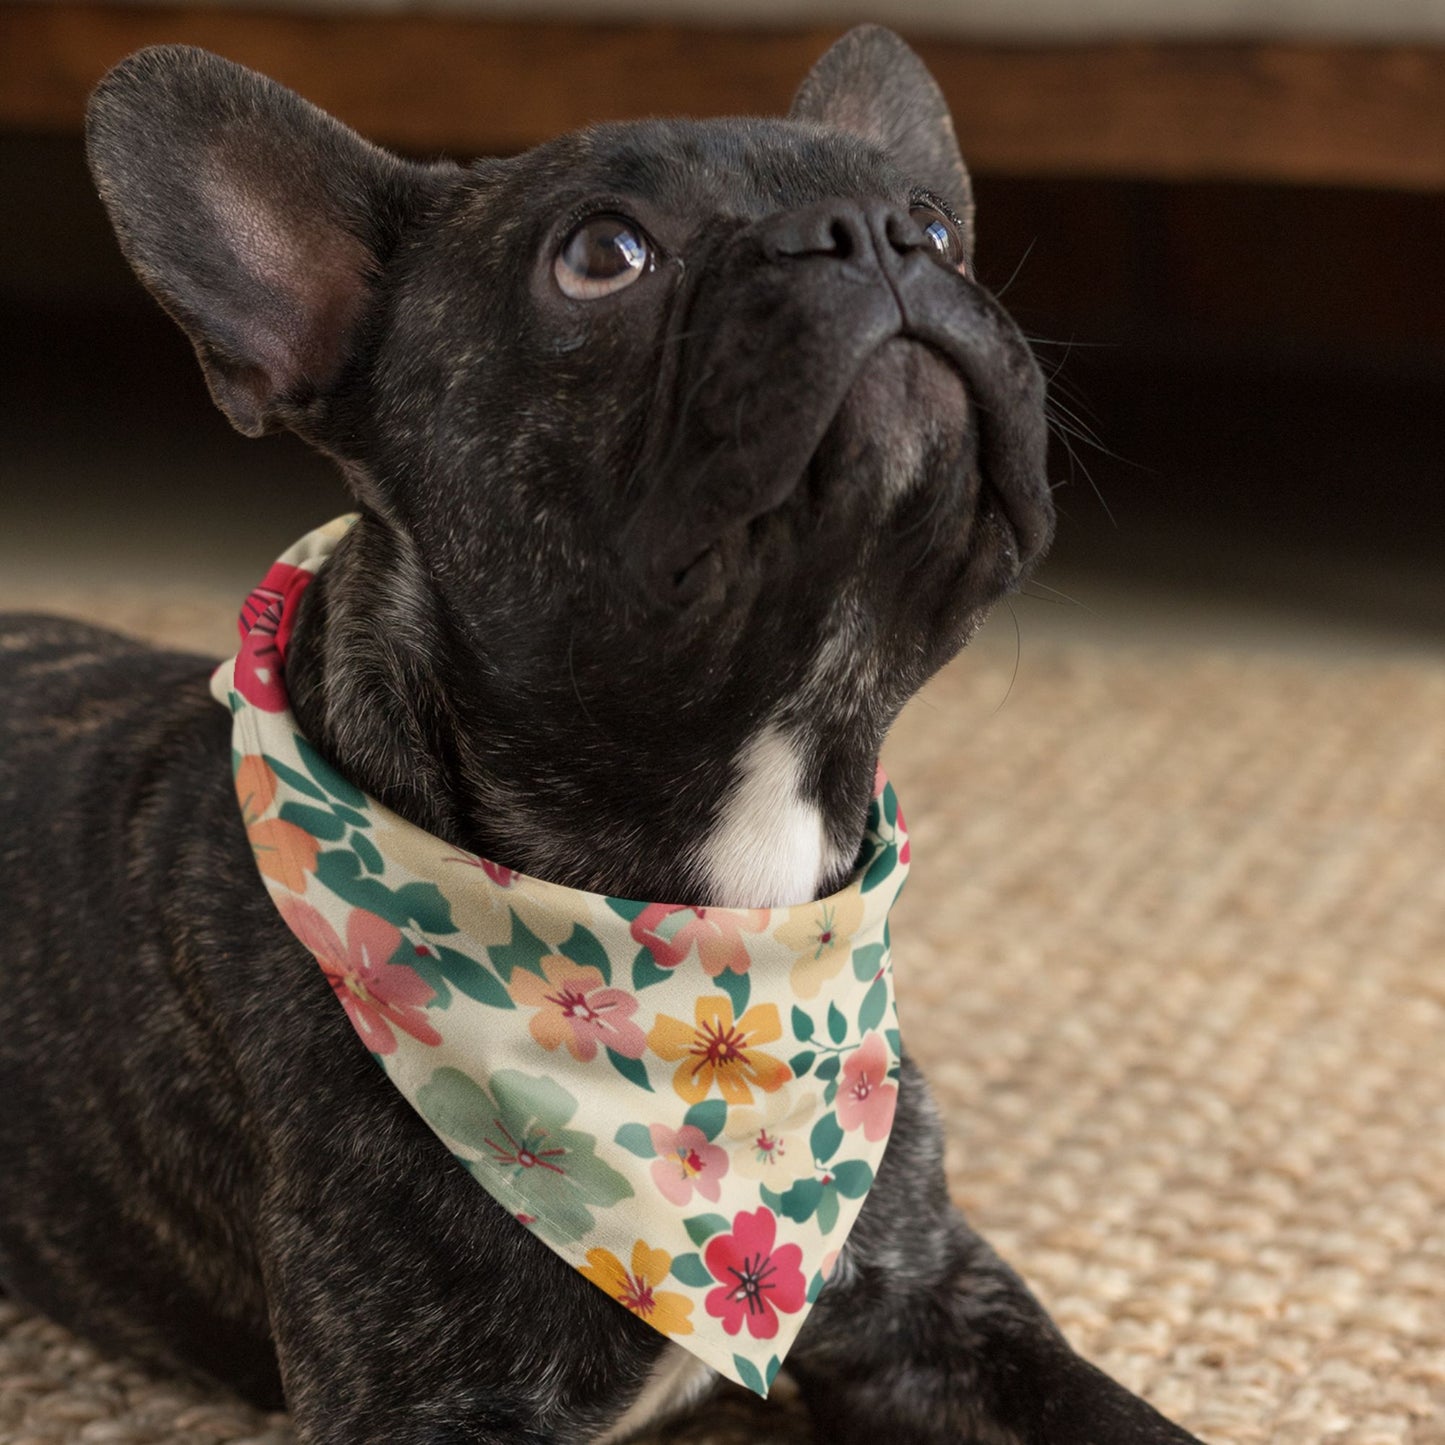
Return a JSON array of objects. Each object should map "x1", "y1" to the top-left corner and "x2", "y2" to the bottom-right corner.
[
  {"x1": 278, "y1": 899, "x2": 440, "y2": 1055},
  {"x1": 704, "y1": 1207, "x2": 806, "y2": 1340},
  {"x1": 837, "y1": 1032, "x2": 897, "y2": 1142},
  {"x1": 234, "y1": 562, "x2": 313, "y2": 712},
  {"x1": 631, "y1": 905, "x2": 769, "y2": 977},
  {"x1": 480, "y1": 859, "x2": 516, "y2": 888}
]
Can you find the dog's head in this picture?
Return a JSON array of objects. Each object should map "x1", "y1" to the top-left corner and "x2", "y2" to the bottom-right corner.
[{"x1": 87, "y1": 30, "x2": 1051, "y2": 900}]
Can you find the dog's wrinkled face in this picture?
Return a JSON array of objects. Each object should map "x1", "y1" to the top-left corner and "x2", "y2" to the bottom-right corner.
[
  {"x1": 376, "y1": 113, "x2": 1049, "y2": 677},
  {"x1": 86, "y1": 31, "x2": 1051, "y2": 896}
]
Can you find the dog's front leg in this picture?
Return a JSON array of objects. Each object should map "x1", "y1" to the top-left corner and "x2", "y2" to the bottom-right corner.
[
  {"x1": 787, "y1": 1058, "x2": 1204, "y2": 1445},
  {"x1": 251, "y1": 1159, "x2": 662, "y2": 1445}
]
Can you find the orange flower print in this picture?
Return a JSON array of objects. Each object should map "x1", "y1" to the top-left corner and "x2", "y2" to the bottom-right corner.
[
  {"x1": 648, "y1": 997, "x2": 791, "y2": 1106},
  {"x1": 579, "y1": 1240, "x2": 694, "y2": 1337},
  {"x1": 507, "y1": 955, "x2": 647, "y2": 1063},
  {"x1": 235, "y1": 754, "x2": 319, "y2": 893},
  {"x1": 775, "y1": 891, "x2": 864, "y2": 1000}
]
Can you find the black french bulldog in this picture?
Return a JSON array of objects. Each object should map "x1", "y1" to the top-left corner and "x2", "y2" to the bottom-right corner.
[{"x1": 0, "y1": 27, "x2": 1204, "y2": 1445}]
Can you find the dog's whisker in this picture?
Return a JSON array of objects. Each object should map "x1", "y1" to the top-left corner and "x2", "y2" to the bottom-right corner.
[{"x1": 988, "y1": 235, "x2": 1037, "y2": 300}]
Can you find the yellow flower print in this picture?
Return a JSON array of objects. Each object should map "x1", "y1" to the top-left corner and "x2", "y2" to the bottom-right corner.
[
  {"x1": 648, "y1": 997, "x2": 791, "y2": 1106},
  {"x1": 775, "y1": 891, "x2": 865, "y2": 1000},
  {"x1": 579, "y1": 1240, "x2": 694, "y2": 1336}
]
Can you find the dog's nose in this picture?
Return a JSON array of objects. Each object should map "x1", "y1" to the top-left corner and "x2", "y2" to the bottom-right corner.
[{"x1": 760, "y1": 199, "x2": 928, "y2": 267}]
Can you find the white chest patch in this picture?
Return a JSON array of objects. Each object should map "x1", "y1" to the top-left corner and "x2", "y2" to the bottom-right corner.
[{"x1": 697, "y1": 723, "x2": 841, "y2": 907}]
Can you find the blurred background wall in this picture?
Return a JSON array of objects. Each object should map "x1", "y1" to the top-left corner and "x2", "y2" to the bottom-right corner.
[{"x1": 1, "y1": 2, "x2": 1442, "y2": 637}]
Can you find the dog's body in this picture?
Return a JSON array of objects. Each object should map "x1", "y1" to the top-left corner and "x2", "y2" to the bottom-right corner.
[{"x1": 0, "y1": 29, "x2": 1203, "y2": 1444}]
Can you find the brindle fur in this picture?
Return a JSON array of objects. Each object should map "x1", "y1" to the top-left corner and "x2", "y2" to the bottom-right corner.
[{"x1": 0, "y1": 29, "x2": 1203, "y2": 1445}]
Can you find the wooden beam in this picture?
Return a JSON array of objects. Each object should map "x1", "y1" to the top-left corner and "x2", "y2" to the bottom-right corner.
[{"x1": 2, "y1": 2, "x2": 1443, "y2": 189}]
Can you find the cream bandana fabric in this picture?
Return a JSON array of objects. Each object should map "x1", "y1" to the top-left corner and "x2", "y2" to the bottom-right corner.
[{"x1": 209, "y1": 518, "x2": 911, "y2": 1396}]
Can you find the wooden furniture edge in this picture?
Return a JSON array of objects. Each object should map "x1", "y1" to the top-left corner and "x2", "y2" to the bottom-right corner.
[{"x1": 3, "y1": 2, "x2": 1443, "y2": 188}]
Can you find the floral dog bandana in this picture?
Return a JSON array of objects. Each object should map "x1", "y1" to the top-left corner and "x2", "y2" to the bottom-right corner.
[{"x1": 210, "y1": 518, "x2": 911, "y2": 1396}]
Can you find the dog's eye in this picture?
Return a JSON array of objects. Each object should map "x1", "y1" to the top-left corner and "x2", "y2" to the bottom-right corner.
[
  {"x1": 910, "y1": 203, "x2": 966, "y2": 275},
  {"x1": 554, "y1": 215, "x2": 651, "y2": 299}
]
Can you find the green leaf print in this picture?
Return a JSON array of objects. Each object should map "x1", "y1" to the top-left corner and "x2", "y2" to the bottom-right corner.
[
  {"x1": 313, "y1": 851, "x2": 459, "y2": 935},
  {"x1": 669, "y1": 1252, "x2": 713, "y2": 1288},
  {"x1": 861, "y1": 848, "x2": 895, "y2": 893},
  {"x1": 733, "y1": 1355, "x2": 766, "y2": 1398},
  {"x1": 858, "y1": 975, "x2": 888, "y2": 1034},
  {"x1": 295, "y1": 734, "x2": 367, "y2": 808},
  {"x1": 606, "y1": 1047, "x2": 653, "y2": 1093},
  {"x1": 815, "y1": 1182, "x2": 841, "y2": 1233},
  {"x1": 558, "y1": 923, "x2": 610, "y2": 985},
  {"x1": 851, "y1": 943, "x2": 885, "y2": 982},
  {"x1": 682, "y1": 1099, "x2": 727, "y2": 1141},
  {"x1": 684, "y1": 1213, "x2": 730, "y2": 1247},
  {"x1": 259, "y1": 753, "x2": 328, "y2": 803},
  {"x1": 777, "y1": 1177, "x2": 822, "y2": 1224},
  {"x1": 830, "y1": 1159, "x2": 873, "y2": 1199},
  {"x1": 810, "y1": 1113, "x2": 843, "y2": 1165},
  {"x1": 716, "y1": 966, "x2": 750, "y2": 1021},
  {"x1": 604, "y1": 897, "x2": 649, "y2": 922},
  {"x1": 279, "y1": 801, "x2": 346, "y2": 841},
  {"x1": 488, "y1": 916, "x2": 551, "y2": 981},
  {"x1": 432, "y1": 946, "x2": 514, "y2": 1010},
  {"x1": 351, "y1": 831, "x2": 385, "y2": 876},
  {"x1": 614, "y1": 1122, "x2": 655, "y2": 1158},
  {"x1": 791, "y1": 1005, "x2": 815, "y2": 1042},
  {"x1": 827, "y1": 1002, "x2": 847, "y2": 1045},
  {"x1": 631, "y1": 947, "x2": 673, "y2": 992}
]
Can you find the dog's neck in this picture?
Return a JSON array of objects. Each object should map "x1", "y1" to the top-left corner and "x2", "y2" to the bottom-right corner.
[{"x1": 282, "y1": 520, "x2": 881, "y2": 908}]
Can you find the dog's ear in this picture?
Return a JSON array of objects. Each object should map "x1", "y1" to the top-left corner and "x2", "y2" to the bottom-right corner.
[
  {"x1": 86, "y1": 45, "x2": 456, "y2": 437},
  {"x1": 790, "y1": 26, "x2": 973, "y2": 253}
]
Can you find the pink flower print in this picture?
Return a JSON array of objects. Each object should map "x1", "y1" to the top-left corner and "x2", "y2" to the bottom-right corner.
[
  {"x1": 837, "y1": 1032, "x2": 897, "y2": 1142},
  {"x1": 631, "y1": 905, "x2": 770, "y2": 977},
  {"x1": 704, "y1": 1207, "x2": 806, "y2": 1341},
  {"x1": 508, "y1": 955, "x2": 647, "y2": 1062},
  {"x1": 278, "y1": 899, "x2": 440, "y2": 1055},
  {"x1": 647, "y1": 1123, "x2": 728, "y2": 1206},
  {"x1": 234, "y1": 561, "x2": 313, "y2": 712}
]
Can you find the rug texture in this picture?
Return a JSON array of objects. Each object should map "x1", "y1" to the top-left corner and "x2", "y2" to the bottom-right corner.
[{"x1": 0, "y1": 580, "x2": 1441, "y2": 1445}]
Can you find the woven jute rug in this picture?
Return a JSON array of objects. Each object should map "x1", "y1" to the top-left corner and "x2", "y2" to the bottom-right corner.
[{"x1": 1, "y1": 577, "x2": 1441, "y2": 1445}]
